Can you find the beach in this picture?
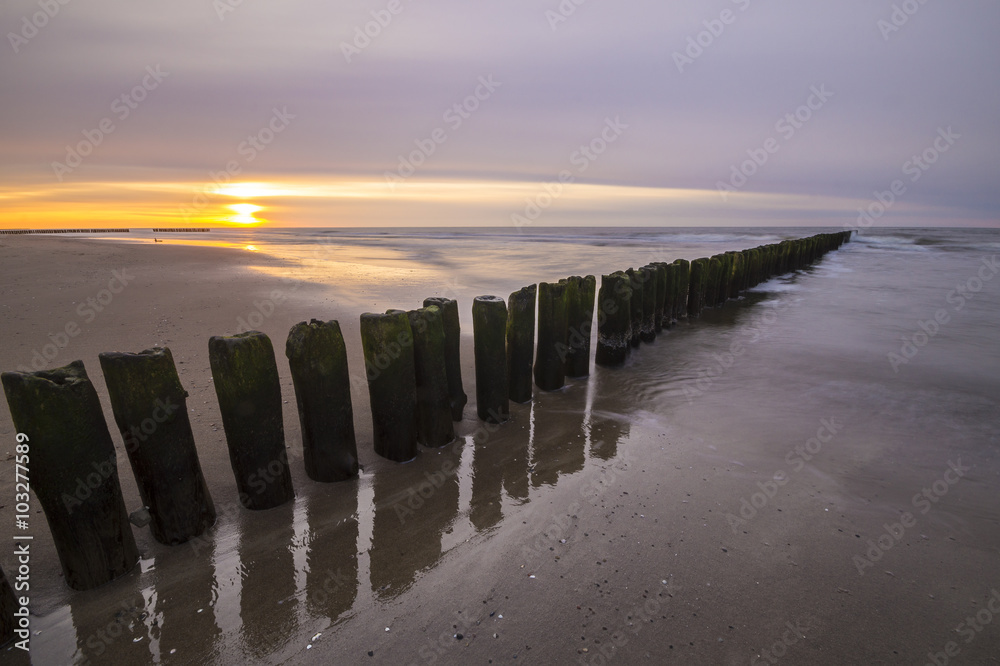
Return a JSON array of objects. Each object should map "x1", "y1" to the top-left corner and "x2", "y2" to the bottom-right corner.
[{"x1": 1, "y1": 228, "x2": 999, "y2": 665}]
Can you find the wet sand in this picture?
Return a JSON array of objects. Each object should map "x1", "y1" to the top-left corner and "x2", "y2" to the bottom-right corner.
[{"x1": 1, "y1": 234, "x2": 999, "y2": 665}]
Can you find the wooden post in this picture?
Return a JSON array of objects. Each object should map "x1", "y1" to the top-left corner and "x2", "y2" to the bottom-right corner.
[
  {"x1": 98, "y1": 347, "x2": 216, "y2": 545},
  {"x1": 687, "y1": 258, "x2": 708, "y2": 317},
  {"x1": 534, "y1": 282, "x2": 569, "y2": 391},
  {"x1": 565, "y1": 275, "x2": 596, "y2": 378},
  {"x1": 506, "y1": 284, "x2": 537, "y2": 403},
  {"x1": 360, "y1": 311, "x2": 419, "y2": 462},
  {"x1": 595, "y1": 272, "x2": 632, "y2": 366},
  {"x1": 423, "y1": 297, "x2": 468, "y2": 421},
  {"x1": 473, "y1": 296, "x2": 509, "y2": 423},
  {"x1": 407, "y1": 305, "x2": 456, "y2": 447},
  {"x1": 652, "y1": 263, "x2": 668, "y2": 332},
  {"x1": 208, "y1": 331, "x2": 294, "y2": 509},
  {"x1": 1, "y1": 361, "x2": 139, "y2": 590},
  {"x1": 639, "y1": 266, "x2": 657, "y2": 342},
  {"x1": 285, "y1": 320, "x2": 359, "y2": 482},
  {"x1": 625, "y1": 268, "x2": 643, "y2": 347},
  {"x1": 672, "y1": 258, "x2": 690, "y2": 320}
]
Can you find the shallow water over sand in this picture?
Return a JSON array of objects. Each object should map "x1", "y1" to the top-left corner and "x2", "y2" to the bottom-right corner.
[{"x1": 6, "y1": 227, "x2": 1000, "y2": 664}]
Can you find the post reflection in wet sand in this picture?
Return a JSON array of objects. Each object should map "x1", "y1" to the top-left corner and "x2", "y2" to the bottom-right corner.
[
  {"x1": 370, "y1": 444, "x2": 463, "y2": 600},
  {"x1": 70, "y1": 585, "x2": 155, "y2": 663},
  {"x1": 470, "y1": 408, "x2": 530, "y2": 532},
  {"x1": 155, "y1": 545, "x2": 222, "y2": 662},
  {"x1": 304, "y1": 482, "x2": 360, "y2": 622},
  {"x1": 236, "y1": 502, "x2": 298, "y2": 660},
  {"x1": 529, "y1": 390, "x2": 588, "y2": 488}
]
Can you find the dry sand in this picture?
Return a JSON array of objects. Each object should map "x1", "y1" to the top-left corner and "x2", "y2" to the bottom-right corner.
[{"x1": 0, "y1": 235, "x2": 998, "y2": 665}]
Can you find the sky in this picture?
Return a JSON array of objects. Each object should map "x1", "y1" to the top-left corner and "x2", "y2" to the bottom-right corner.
[{"x1": 1, "y1": 0, "x2": 998, "y2": 229}]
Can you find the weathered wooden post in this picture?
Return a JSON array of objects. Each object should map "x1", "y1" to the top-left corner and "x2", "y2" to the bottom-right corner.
[
  {"x1": 1, "y1": 361, "x2": 139, "y2": 590},
  {"x1": 285, "y1": 320, "x2": 359, "y2": 482},
  {"x1": 672, "y1": 258, "x2": 690, "y2": 320},
  {"x1": 639, "y1": 266, "x2": 657, "y2": 342},
  {"x1": 506, "y1": 284, "x2": 536, "y2": 403},
  {"x1": 652, "y1": 263, "x2": 668, "y2": 332},
  {"x1": 688, "y1": 258, "x2": 708, "y2": 317},
  {"x1": 209, "y1": 331, "x2": 294, "y2": 510},
  {"x1": 360, "y1": 310, "x2": 419, "y2": 461},
  {"x1": 706, "y1": 256, "x2": 723, "y2": 308},
  {"x1": 625, "y1": 268, "x2": 643, "y2": 347},
  {"x1": 423, "y1": 297, "x2": 468, "y2": 421},
  {"x1": 534, "y1": 281, "x2": 569, "y2": 391},
  {"x1": 473, "y1": 295, "x2": 509, "y2": 423},
  {"x1": 595, "y1": 272, "x2": 632, "y2": 366},
  {"x1": 99, "y1": 347, "x2": 216, "y2": 545},
  {"x1": 565, "y1": 275, "x2": 596, "y2": 378},
  {"x1": 407, "y1": 305, "x2": 455, "y2": 447}
]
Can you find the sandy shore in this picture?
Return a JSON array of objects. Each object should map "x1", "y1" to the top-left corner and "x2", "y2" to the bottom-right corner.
[{"x1": 1, "y1": 235, "x2": 998, "y2": 665}]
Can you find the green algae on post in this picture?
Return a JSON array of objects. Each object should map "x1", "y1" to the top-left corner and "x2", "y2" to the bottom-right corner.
[
  {"x1": 639, "y1": 266, "x2": 657, "y2": 343},
  {"x1": 565, "y1": 275, "x2": 596, "y2": 378},
  {"x1": 534, "y1": 281, "x2": 569, "y2": 391},
  {"x1": 285, "y1": 320, "x2": 359, "y2": 482},
  {"x1": 595, "y1": 272, "x2": 631, "y2": 367},
  {"x1": 506, "y1": 284, "x2": 537, "y2": 403},
  {"x1": 473, "y1": 295, "x2": 509, "y2": 423},
  {"x1": 208, "y1": 331, "x2": 294, "y2": 509},
  {"x1": 407, "y1": 306, "x2": 456, "y2": 447},
  {"x1": 99, "y1": 347, "x2": 216, "y2": 545},
  {"x1": 423, "y1": 297, "x2": 468, "y2": 421},
  {"x1": 360, "y1": 311, "x2": 419, "y2": 462},
  {"x1": 1, "y1": 361, "x2": 139, "y2": 590}
]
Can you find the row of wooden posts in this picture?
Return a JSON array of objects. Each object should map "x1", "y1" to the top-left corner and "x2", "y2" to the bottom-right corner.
[{"x1": 0, "y1": 231, "x2": 851, "y2": 638}]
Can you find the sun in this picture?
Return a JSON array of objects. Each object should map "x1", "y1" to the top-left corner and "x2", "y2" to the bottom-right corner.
[{"x1": 228, "y1": 203, "x2": 263, "y2": 225}]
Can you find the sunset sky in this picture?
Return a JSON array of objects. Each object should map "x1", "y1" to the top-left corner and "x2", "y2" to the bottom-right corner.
[{"x1": 1, "y1": 0, "x2": 997, "y2": 229}]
